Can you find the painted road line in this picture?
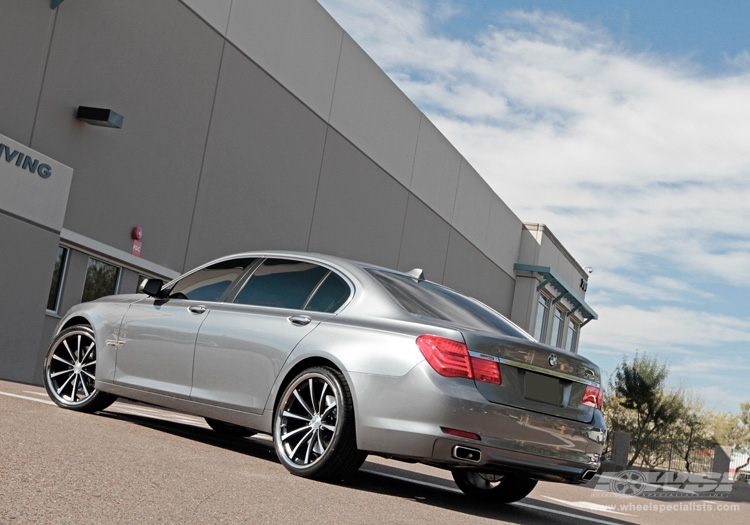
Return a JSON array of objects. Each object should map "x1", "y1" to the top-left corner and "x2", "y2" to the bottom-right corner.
[
  {"x1": 0, "y1": 391, "x2": 56, "y2": 405},
  {"x1": 22, "y1": 390, "x2": 48, "y2": 397},
  {"x1": 541, "y1": 496, "x2": 636, "y2": 516}
]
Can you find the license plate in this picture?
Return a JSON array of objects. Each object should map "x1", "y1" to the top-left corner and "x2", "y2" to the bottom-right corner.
[{"x1": 524, "y1": 371, "x2": 562, "y2": 405}]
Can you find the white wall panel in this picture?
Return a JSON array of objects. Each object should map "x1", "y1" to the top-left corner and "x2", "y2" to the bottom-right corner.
[
  {"x1": 476, "y1": 255, "x2": 515, "y2": 316},
  {"x1": 180, "y1": 0, "x2": 232, "y2": 35},
  {"x1": 442, "y1": 230, "x2": 483, "y2": 298},
  {"x1": 308, "y1": 130, "x2": 409, "y2": 269},
  {"x1": 0, "y1": 0, "x2": 55, "y2": 144},
  {"x1": 409, "y1": 115, "x2": 461, "y2": 223},
  {"x1": 226, "y1": 0, "x2": 343, "y2": 120},
  {"x1": 329, "y1": 34, "x2": 421, "y2": 187},
  {"x1": 0, "y1": 214, "x2": 59, "y2": 383},
  {"x1": 485, "y1": 195, "x2": 523, "y2": 276},
  {"x1": 397, "y1": 195, "x2": 451, "y2": 282},
  {"x1": 185, "y1": 45, "x2": 327, "y2": 269},
  {"x1": 452, "y1": 160, "x2": 492, "y2": 251},
  {"x1": 32, "y1": 0, "x2": 224, "y2": 271}
]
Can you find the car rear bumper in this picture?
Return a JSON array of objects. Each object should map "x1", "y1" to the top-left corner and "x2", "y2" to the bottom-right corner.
[{"x1": 349, "y1": 363, "x2": 606, "y2": 482}]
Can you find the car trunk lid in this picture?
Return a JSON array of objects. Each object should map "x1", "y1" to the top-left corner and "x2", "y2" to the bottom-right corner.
[{"x1": 463, "y1": 332, "x2": 601, "y2": 423}]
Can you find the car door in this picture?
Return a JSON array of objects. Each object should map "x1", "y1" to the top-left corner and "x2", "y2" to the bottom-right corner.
[
  {"x1": 113, "y1": 257, "x2": 256, "y2": 398},
  {"x1": 190, "y1": 258, "x2": 352, "y2": 413}
]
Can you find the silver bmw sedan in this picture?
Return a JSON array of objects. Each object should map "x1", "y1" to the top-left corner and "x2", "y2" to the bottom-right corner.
[{"x1": 43, "y1": 251, "x2": 606, "y2": 504}]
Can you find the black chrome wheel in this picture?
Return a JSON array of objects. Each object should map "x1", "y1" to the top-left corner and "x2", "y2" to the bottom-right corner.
[
  {"x1": 43, "y1": 325, "x2": 116, "y2": 412},
  {"x1": 273, "y1": 367, "x2": 366, "y2": 480},
  {"x1": 452, "y1": 470, "x2": 538, "y2": 503}
]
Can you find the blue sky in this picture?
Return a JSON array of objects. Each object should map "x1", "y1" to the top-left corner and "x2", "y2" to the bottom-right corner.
[{"x1": 318, "y1": 0, "x2": 750, "y2": 414}]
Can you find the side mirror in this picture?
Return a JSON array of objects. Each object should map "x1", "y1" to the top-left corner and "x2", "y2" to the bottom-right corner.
[{"x1": 140, "y1": 278, "x2": 165, "y2": 298}]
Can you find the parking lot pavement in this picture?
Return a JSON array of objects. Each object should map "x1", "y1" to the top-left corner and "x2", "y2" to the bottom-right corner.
[{"x1": 1, "y1": 379, "x2": 747, "y2": 524}]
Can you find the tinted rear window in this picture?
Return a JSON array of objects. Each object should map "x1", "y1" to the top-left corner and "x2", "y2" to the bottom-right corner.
[
  {"x1": 368, "y1": 269, "x2": 531, "y2": 339},
  {"x1": 235, "y1": 259, "x2": 328, "y2": 309},
  {"x1": 305, "y1": 272, "x2": 350, "y2": 313}
]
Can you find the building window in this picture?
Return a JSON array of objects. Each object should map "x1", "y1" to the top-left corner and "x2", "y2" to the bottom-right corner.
[
  {"x1": 533, "y1": 294, "x2": 550, "y2": 342},
  {"x1": 82, "y1": 257, "x2": 121, "y2": 303},
  {"x1": 565, "y1": 318, "x2": 579, "y2": 353},
  {"x1": 550, "y1": 307, "x2": 565, "y2": 348},
  {"x1": 46, "y1": 246, "x2": 69, "y2": 312}
]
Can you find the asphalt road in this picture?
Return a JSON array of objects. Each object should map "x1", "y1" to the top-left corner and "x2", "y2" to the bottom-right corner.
[{"x1": 1, "y1": 379, "x2": 747, "y2": 524}]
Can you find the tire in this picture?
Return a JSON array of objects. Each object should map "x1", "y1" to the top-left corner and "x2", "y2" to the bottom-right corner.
[
  {"x1": 273, "y1": 366, "x2": 366, "y2": 480},
  {"x1": 205, "y1": 417, "x2": 256, "y2": 438},
  {"x1": 452, "y1": 470, "x2": 538, "y2": 503},
  {"x1": 43, "y1": 325, "x2": 117, "y2": 413}
]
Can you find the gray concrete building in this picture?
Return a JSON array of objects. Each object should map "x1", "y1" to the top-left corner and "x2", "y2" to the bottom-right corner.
[{"x1": 0, "y1": 0, "x2": 596, "y2": 386}]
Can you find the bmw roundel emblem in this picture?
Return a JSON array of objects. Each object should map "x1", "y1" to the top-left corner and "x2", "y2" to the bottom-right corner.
[{"x1": 548, "y1": 354, "x2": 558, "y2": 367}]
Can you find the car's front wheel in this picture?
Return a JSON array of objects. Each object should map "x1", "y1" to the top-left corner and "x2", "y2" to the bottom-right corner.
[
  {"x1": 451, "y1": 470, "x2": 538, "y2": 503},
  {"x1": 43, "y1": 325, "x2": 116, "y2": 412},
  {"x1": 273, "y1": 366, "x2": 366, "y2": 480}
]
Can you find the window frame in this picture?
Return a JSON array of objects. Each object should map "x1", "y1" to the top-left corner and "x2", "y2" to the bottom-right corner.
[
  {"x1": 533, "y1": 292, "x2": 551, "y2": 343},
  {"x1": 46, "y1": 246, "x2": 70, "y2": 314},
  {"x1": 81, "y1": 255, "x2": 122, "y2": 303},
  {"x1": 300, "y1": 270, "x2": 352, "y2": 313},
  {"x1": 549, "y1": 306, "x2": 566, "y2": 348},
  {"x1": 565, "y1": 317, "x2": 580, "y2": 353},
  {"x1": 165, "y1": 257, "x2": 260, "y2": 303},
  {"x1": 227, "y1": 257, "x2": 354, "y2": 314}
]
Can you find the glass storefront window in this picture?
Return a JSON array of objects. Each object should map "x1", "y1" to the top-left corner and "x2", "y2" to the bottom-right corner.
[
  {"x1": 82, "y1": 257, "x2": 120, "y2": 302},
  {"x1": 46, "y1": 246, "x2": 69, "y2": 312},
  {"x1": 533, "y1": 294, "x2": 550, "y2": 342},
  {"x1": 550, "y1": 307, "x2": 564, "y2": 347},
  {"x1": 565, "y1": 319, "x2": 579, "y2": 352}
]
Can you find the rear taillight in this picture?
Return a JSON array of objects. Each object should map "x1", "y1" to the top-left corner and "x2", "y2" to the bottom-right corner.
[
  {"x1": 582, "y1": 384, "x2": 603, "y2": 409},
  {"x1": 416, "y1": 335, "x2": 501, "y2": 385}
]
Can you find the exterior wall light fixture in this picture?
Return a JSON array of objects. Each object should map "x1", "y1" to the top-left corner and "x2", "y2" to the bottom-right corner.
[{"x1": 76, "y1": 106, "x2": 124, "y2": 129}]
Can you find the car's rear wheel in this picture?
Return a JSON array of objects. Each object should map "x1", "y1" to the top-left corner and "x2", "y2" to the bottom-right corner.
[
  {"x1": 43, "y1": 325, "x2": 117, "y2": 412},
  {"x1": 205, "y1": 417, "x2": 256, "y2": 438},
  {"x1": 273, "y1": 366, "x2": 366, "y2": 480},
  {"x1": 451, "y1": 470, "x2": 538, "y2": 503}
]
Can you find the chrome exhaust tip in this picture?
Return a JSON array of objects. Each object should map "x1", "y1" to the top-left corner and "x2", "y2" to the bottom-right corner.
[
  {"x1": 581, "y1": 469, "x2": 597, "y2": 481},
  {"x1": 452, "y1": 445, "x2": 482, "y2": 463}
]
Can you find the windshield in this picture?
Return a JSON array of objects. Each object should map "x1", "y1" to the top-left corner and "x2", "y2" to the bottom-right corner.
[{"x1": 368, "y1": 269, "x2": 533, "y2": 340}]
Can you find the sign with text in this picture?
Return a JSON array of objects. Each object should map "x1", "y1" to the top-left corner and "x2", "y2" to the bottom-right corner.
[{"x1": 0, "y1": 133, "x2": 73, "y2": 233}]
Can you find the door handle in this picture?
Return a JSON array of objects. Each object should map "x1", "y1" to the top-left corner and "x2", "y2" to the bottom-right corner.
[
  {"x1": 287, "y1": 315, "x2": 312, "y2": 326},
  {"x1": 188, "y1": 305, "x2": 207, "y2": 314}
]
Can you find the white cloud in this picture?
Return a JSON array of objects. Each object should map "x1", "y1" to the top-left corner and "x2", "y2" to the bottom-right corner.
[
  {"x1": 318, "y1": 0, "x2": 750, "y2": 411},
  {"x1": 319, "y1": 0, "x2": 750, "y2": 287},
  {"x1": 726, "y1": 49, "x2": 750, "y2": 70},
  {"x1": 583, "y1": 304, "x2": 750, "y2": 353},
  {"x1": 588, "y1": 270, "x2": 716, "y2": 304}
]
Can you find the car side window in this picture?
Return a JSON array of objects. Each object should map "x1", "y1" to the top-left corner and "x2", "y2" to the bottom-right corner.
[
  {"x1": 305, "y1": 272, "x2": 350, "y2": 313},
  {"x1": 169, "y1": 258, "x2": 256, "y2": 301},
  {"x1": 233, "y1": 259, "x2": 329, "y2": 309}
]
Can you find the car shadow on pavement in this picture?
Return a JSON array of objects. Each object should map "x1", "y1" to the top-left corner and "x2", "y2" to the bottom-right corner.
[
  {"x1": 345, "y1": 462, "x2": 637, "y2": 525},
  {"x1": 97, "y1": 409, "x2": 636, "y2": 524},
  {"x1": 96, "y1": 409, "x2": 282, "y2": 464}
]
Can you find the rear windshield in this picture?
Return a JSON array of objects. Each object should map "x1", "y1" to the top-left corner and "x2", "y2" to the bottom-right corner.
[{"x1": 368, "y1": 269, "x2": 532, "y2": 339}]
